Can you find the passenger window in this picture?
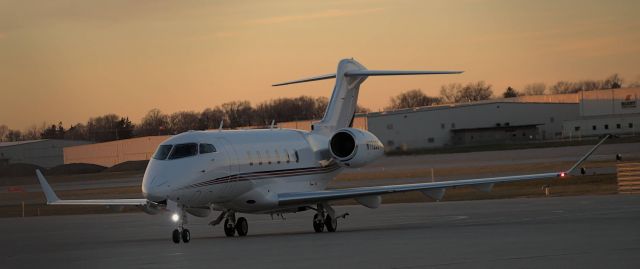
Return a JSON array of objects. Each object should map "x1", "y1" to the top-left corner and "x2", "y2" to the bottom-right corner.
[
  {"x1": 285, "y1": 149, "x2": 291, "y2": 163},
  {"x1": 168, "y1": 143, "x2": 198, "y2": 160},
  {"x1": 266, "y1": 150, "x2": 272, "y2": 164},
  {"x1": 247, "y1": 151, "x2": 253, "y2": 166},
  {"x1": 294, "y1": 150, "x2": 300, "y2": 163},
  {"x1": 199, "y1": 143, "x2": 216, "y2": 154},
  {"x1": 275, "y1": 149, "x2": 281, "y2": 164}
]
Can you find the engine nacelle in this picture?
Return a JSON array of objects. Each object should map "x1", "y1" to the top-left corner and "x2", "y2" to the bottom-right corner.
[{"x1": 329, "y1": 128, "x2": 384, "y2": 168}]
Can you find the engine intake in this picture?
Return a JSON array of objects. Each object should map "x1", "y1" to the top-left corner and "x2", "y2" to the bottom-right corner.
[
  {"x1": 330, "y1": 131, "x2": 357, "y2": 159},
  {"x1": 329, "y1": 128, "x2": 384, "y2": 168}
]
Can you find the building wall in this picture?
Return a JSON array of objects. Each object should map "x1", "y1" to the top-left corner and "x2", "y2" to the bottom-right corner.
[
  {"x1": 580, "y1": 87, "x2": 640, "y2": 117},
  {"x1": 0, "y1": 140, "x2": 92, "y2": 168},
  {"x1": 452, "y1": 125, "x2": 540, "y2": 145},
  {"x1": 64, "y1": 136, "x2": 171, "y2": 167},
  {"x1": 367, "y1": 102, "x2": 579, "y2": 151},
  {"x1": 563, "y1": 114, "x2": 640, "y2": 138}
]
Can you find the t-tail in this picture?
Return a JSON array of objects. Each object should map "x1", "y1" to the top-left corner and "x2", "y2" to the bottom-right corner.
[{"x1": 273, "y1": 58, "x2": 463, "y2": 135}]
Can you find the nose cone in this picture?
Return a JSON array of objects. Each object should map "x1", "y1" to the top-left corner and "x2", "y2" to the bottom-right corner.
[{"x1": 142, "y1": 160, "x2": 166, "y2": 202}]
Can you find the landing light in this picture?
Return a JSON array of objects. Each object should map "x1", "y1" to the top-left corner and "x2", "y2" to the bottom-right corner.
[
  {"x1": 559, "y1": 172, "x2": 566, "y2": 178},
  {"x1": 171, "y1": 213, "x2": 180, "y2": 222}
]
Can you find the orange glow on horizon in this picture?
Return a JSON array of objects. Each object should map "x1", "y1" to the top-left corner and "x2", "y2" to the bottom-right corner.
[{"x1": 1, "y1": 0, "x2": 639, "y2": 130}]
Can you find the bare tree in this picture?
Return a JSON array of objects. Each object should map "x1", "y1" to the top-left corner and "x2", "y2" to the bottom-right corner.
[
  {"x1": 0, "y1": 124, "x2": 8, "y2": 142},
  {"x1": 199, "y1": 107, "x2": 226, "y2": 130},
  {"x1": 222, "y1": 101, "x2": 254, "y2": 128},
  {"x1": 550, "y1": 74, "x2": 625, "y2": 94},
  {"x1": 23, "y1": 123, "x2": 43, "y2": 140},
  {"x1": 603, "y1": 73, "x2": 623, "y2": 89},
  {"x1": 64, "y1": 123, "x2": 88, "y2": 140},
  {"x1": 522, "y1": 83, "x2": 546, "y2": 95},
  {"x1": 86, "y1": 114, "x2": 124, "y2": 142},
  {"x1": 169, "y1": 111, "x2": 200, "y2": 134},
  {"x1": 6, "y1": 129, "x2": 22, "y2": 141},
  {"x1": 387, "y1": 89, "x2": 441, "y2": 110},
  {"x1": 439, "y1": 83, "x2": 463, "y2": 103},
  {"x1": 458, "y1": 81, "x2": 493, "y2": 102},
  {"x1": 549, "y1": 81, "x2": 576, "y2": 94},
  {"x1": 136, "y1": 108, "x2": 170, "y2": 136}
]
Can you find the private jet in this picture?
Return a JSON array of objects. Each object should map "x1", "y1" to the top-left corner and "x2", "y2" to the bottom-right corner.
[{"x1": 36, "y1": 58, "x2": 608, "y2": 243}]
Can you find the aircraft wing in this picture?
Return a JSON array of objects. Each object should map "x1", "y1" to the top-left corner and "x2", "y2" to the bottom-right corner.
[
  {"x1": 278, "y1": 135, "x2": 609, "y2": 207},
  {"x1": 35, "y1": 170, "x2": 148, "y2": 206}
]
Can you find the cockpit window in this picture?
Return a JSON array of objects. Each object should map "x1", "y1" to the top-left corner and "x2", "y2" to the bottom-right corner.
[
  {"x1": 152, "y1": 145, "x2": 173, "y2": 160},
  {"x1": 199, "y1": 143, "x2": 216, "y2": 154},
  {"x1": 168, "y1": 143, "x2": 198, "y2": 160}
]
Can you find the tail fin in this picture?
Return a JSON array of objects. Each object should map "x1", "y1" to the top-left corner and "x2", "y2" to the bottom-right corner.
[{"x1": 273, "y1": 59, "x2": 462, "y2": 135}]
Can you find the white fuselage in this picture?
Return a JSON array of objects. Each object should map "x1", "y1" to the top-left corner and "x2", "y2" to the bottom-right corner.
[{"x1": 142, "y1": 129, "x2": 343, "y2": 213}]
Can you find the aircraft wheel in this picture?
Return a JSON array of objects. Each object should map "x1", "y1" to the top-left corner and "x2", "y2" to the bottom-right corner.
[
  {"x1": 181, "y1": 228, "x2": 191, "y2": 243},
  {"x1": 324, "y1": 215, "x2": 337, "y2": 232},
  {"x1": 313, "y1": 213, "x2": 324, "y2": 233},
  {"x1": 236, "y1": 217, "x2": 248, "y2": 237},
  {"x1": 172, "y1": 229, "x2": 181, "y2": 244},
  {"x1": 224, "y1": 218, "x2": 236, "y2": 237}
]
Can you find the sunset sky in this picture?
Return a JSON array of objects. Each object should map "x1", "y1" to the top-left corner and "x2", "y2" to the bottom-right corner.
[{"x1": 1, "y1": 0, "x2": 639, "y2": 130}]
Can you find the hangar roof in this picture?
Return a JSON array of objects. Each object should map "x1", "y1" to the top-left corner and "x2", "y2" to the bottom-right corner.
[{"x1": 0, "y1": 139, "x2": 46, "y2": 148}]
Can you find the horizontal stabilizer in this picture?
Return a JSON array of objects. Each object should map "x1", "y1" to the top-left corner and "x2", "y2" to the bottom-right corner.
[
  {"x1": 272, "y1": 73, "x2": 336, "y2": 86},
  {"x1": 344, "y1": 70, "x2": 463, "y2": 77},
  {"x1": 272, "y1": 70, "x2": 463, "y2": 86}
]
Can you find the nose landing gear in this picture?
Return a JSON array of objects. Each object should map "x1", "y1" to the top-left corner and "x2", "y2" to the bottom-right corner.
[{"x1": 171, "y1": 208, "x2": 191, "y2": 244}]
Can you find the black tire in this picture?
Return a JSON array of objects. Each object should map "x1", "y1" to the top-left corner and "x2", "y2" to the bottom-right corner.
[
  {"x1": 224, "y1": 218, "x2": 236, "y2": 237},
  {"x1": 181, "y1": 228, "x2": 191, "y2": 243},
  {"x1": 324, "y1": 215, "x2": 337, "y2": 232},
  {"x1": 236, "y1": 217, "x2": 248, "y2": 237},
  {"x1": 313, "y1": 213, "x2": 324, "y2": 233},
  {"x1": 172, "y1": 229, "x2": 180, "y2": 244}
]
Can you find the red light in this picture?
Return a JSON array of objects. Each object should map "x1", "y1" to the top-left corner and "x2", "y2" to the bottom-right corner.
[{"x1": 560, "y1": 172, "x2": 566, "y2": 178}]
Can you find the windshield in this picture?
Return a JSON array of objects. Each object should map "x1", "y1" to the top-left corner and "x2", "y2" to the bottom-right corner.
[
  {"x1": 152, "y1": 145, "x2": 173, "y2": 160},
  {"x1": 168, "y1": 143, "x2": 198, "y2": 160}
]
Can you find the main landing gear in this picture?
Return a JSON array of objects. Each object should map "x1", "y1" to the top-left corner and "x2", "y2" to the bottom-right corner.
[
  {"x1": 312, "y1": 203, "x2": 348, "y2": 233},
  {"x1": 171, "y1": 209, "x2": 191, "y2": 244},
  {"x1": 210, "y1": 210, "x2": 249, "y2": 237}
]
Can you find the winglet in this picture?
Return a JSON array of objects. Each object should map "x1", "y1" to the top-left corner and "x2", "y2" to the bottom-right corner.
[
  {"x1": 564, "y1": 135, "x2": 609, "y2": 175},
  {"x1": 35, "y1": 169, "x2": 60, "y2": 204}
]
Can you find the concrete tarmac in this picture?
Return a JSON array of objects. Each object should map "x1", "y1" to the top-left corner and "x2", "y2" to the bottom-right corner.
[{"x1": 1, "y1": 194, "x2": 639, "y2": 269}]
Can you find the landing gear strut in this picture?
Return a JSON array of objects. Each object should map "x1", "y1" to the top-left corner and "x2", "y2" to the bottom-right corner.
[
  {"x1": 212, "y1": 210, "x2": 249, "y2": 237},
  {"x1": 312, "y1": 203, "x2": 347, "y2": 233}
]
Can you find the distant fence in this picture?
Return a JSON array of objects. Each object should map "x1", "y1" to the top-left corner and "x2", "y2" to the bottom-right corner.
[{"x1": 617, "y1": 162, "x2": 640, "y2": 194}]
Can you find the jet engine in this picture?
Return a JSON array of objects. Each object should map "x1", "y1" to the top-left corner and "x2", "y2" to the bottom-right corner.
[{"x1": 328, "y1": 128, "x2": 384, "y2": 168}]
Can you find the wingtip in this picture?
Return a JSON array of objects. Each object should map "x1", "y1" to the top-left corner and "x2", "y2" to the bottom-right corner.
[{"x1": 35, "y1": 169, "x2": 60, "y2": 204}]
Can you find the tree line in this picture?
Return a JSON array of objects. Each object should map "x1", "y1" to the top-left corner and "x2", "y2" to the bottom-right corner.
[
  {"x1": 0, "y1": 96, "x2": 366, "y2": 142},
  {"x1": 386, "y1": 73, "x2": 630, "y2": 110},
  {"x1": 1, "y1": 73, "x2": 636, "y2": 142}
]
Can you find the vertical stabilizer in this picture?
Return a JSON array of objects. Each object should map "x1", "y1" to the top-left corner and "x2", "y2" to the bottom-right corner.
[
  {"x1": 313, "y1": 59, "x2": 368, "y2": 135},
  {"x1": 272, "y1": 59, "x2": 463, "y2": 136}
]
